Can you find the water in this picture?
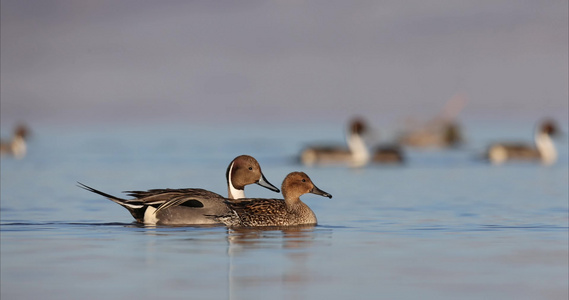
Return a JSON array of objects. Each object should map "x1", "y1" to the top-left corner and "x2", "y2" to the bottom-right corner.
[{"x1": 1, "y1": 120, "x2": 568, "y2": 299}]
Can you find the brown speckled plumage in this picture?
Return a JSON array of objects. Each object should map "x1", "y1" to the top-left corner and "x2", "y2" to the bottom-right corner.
[{"x1": 214, "y1": 172, "x2": 332, "y2": 227}]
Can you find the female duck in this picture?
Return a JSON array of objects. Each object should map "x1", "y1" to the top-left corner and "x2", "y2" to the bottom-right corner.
[
  {"x1": 78, "y1": 155, "x2": 280, "y2": 225},
  {"x1": 486, "y1": 119, "x2": 560, "y2": 165},
  {"x1": 213, "y1": 172, "x2": 332, "y2": 227}
]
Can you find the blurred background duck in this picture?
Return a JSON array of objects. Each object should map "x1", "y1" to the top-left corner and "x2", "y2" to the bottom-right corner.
[
  {"x1": 398, "y1": 121, "x2": 463, "y2": 149},
  {"x1": 300, "y1": 117, "x2": 404, "y2": 167},
  {"x1": 486, "y1": 119, "x2": 561, "y2": 165},
  {"x1": 0, "y1": 124, "x2": 30, "y2": 159},
  {"x1": 397, "y1": 94, "x2": 466, "y2": 149},
  {"x1": 300, "y1": 117, "x2": 369, "y2": 167}
]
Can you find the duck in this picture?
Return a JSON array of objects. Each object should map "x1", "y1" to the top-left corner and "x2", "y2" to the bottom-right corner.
[
  {"x1": 78, "y1": 155, "x2": 280, "y2": 225},
  {"x1": 0, "y1": 124, "x2": 29, "y2": 159},
  {"x1": 397, "y1": 94, "x2": 466, "y2": 149},
  {"x1": 300, "y1": 118, "x2": 368, "y2": 167},
  {"x1": 398, "y1": 121, "x2": 463, "y2": 149},
  {"x1": 211, "y1": 172, "x2": 332, "y2": 228},
  {"x1": 300, "y1": 117, "x2": 404, "y2": 167},
  {"x1": 486, "y1": 119, "x2": 561, "y2": 165}
]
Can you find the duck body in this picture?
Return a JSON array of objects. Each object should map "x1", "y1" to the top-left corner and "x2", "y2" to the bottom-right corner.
[
  {"x1": 80, "y1": 185, "x2": 228, "y2": 225},
  {"x1": 220, "y1": 198, "x2": 318, "y2": 227},
  {"x1": 487, "y1": 143, "x2": 540, "y2": 164},
  {"x1": 300, "y1": 145, "x2": 351, "y2": 166},
  {"x1": 125, "y1": 188, "x2": 229, "y2": 225}
]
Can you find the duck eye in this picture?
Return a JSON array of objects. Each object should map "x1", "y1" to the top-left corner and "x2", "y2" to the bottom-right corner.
[
  {"x1": 301, "y1": 179, "x2": 306, "y2": 182},
  {"x1": 248, "y1": 167, "x2": 253, "y2": 170}
]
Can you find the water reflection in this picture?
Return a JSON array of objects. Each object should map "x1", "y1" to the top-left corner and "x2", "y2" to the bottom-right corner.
[
  {"x1": 225, "y1": 225, "x2": 331, "y2": 299},
  {"x1": 227, "y1": 225, "x2": 320, "y2": 251},
  {"x1": 129, "y1": 223, "x2": 335, "y2": 299}
]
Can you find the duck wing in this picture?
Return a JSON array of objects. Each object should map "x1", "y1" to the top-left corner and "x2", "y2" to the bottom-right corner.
[{"x1": 123, "y1": 188, "x2": 225, "y2": 212}]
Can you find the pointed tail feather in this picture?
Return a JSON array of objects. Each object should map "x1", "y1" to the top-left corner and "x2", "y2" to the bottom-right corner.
[{"x1": 77, "y1": 182, "x2": 143, "y2": 209}]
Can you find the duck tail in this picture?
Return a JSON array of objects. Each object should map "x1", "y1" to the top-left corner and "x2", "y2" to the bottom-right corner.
[{"x1": 77, "y1": 182, "x2": 144, "y2": 210}]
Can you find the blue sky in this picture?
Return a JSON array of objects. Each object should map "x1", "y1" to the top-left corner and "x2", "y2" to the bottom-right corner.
[{"x1": 1, "y1": 1, "x2": 567, "y2": 127}]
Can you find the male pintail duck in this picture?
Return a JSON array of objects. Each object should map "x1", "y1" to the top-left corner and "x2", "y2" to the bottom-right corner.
[
  {"x1": 300, "y1": 118, "x2": 369, "y2": 167},
  {"x1": 78, "y1": 155, "x2": 280, "y2": 225},
  {"x1": 301, "y1": 118, "x2": 404, "y2": 166},
  {"x1": 0, "y1": 124, "x2": 29, "y2": 159},
  {"x1": 212, "y1": 172, "x2": 332, "y2": 227},
  {"x1": 486, "y1": 119, "x2": 561, "y2": 165}
]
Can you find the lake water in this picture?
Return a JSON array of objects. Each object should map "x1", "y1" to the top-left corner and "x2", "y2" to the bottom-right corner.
[{"x1": 1, "y1": 120, "x2": 568, "y2": 300}]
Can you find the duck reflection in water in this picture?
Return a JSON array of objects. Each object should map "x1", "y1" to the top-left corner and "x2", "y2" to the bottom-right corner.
[
  {"x1": 226, "y1": 225, "x2": 332, "y2": 297},
  {"x1": 227, "y1": 225, "x2": 321, "y2": 250}
]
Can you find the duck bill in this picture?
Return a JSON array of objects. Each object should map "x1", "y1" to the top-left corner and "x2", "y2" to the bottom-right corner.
[
  {"x1": 310, "y1": 185, "x2": 332, "y2": 199},
  {"x1": 257, "y1": 173, "x2": 280, "y2": 193}
]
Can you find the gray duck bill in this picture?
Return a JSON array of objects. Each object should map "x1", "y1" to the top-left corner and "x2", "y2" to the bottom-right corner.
[
  {"x1": 257, "y1": 173, "x2": 280, "y2": 193},
  {"x1": 310, "y1": 185, "x2": 332, "y2": 198}
]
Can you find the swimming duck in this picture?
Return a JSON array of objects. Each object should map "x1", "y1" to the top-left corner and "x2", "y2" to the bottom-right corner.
[
  {"x1": 78, "y1": 155, "x2": 280, "y2": 225},
  {"x1": 0, "y1": 124, "x2": 29, "y2": 159},
  {"x1": 397, "y1": 95, "x2": 466, "y2": 149},
  {"x1": 300, "y1": 118, "x2": 369, "y2": 167},
  {"x1": 486, "y1": 119, "x2": 560, "y2": 165},
  {"x1": 212, "y1": 172, "x2": 332, "y2": 227},
  {"x1": 301, "y1": 118, "x2": 404, "y2": 167},
  {"x1": 398, "y1": 120, "x2": 463, "y2": 149}
]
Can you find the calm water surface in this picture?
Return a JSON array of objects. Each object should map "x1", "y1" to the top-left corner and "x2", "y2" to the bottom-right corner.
[{"x1": 1, "y1": 121, "x2": 568, "y2": 299}]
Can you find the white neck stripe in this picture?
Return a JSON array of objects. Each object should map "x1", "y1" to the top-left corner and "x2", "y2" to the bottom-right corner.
[
  {"x1": 347, "y1": 132, "x2": 370, "y2": 167},
  {"x1": 535, "y1": 132, "x2": 557, "y2": 164},
  {"x1": 228, "y1": 161, "x2": 245, "y2": 199}
]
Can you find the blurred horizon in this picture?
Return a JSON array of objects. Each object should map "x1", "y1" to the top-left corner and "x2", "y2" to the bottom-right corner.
[{"x1": 1, "y1": 1, "x2": 568, "y2": 129}]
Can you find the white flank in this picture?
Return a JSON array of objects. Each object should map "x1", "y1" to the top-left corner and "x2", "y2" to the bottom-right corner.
[
  {"x1": 144, "y1": 206, "x2": 159, "y2": 225},
  {"x1": 488, "y1": 145, "x2": 507, "y2": 165}
]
